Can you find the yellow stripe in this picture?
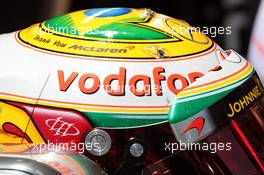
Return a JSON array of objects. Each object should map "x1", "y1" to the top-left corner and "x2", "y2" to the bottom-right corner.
[
  {"x1": 0, "y1": 94, "x2": 36, "y2": 105},
  {"x1": 0, "y1": 93, "x2": 169, "y2": 114},
  {"x1": 38, "y1": 100, "x2": 169, "y2": 113}
]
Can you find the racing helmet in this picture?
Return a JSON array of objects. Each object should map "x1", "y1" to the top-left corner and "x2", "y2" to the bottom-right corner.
[{"x1": 0, "y1": 8, "x2": 264, "y2": 175}]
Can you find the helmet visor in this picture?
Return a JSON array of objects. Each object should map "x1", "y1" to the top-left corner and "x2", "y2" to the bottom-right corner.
[{"x1": 168, "y1": 49, "x2": 264, "y2": 174}]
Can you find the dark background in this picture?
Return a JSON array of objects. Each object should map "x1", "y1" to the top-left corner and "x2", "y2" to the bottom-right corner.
[{"x1": 0, "y1": 0, "x2": 260, "y2": 56}]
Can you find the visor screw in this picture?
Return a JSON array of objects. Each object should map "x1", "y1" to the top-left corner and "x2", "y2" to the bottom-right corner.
[
  {"x1": 85, "y1": 129, "x2": 111, "y2": 156},
  {"x1": 129, "y1": 143, "x2": 144, "y2": 158}
]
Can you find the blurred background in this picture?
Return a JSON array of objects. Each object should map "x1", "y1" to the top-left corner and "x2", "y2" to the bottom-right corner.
[{"x1": 0, "y1": 0, "x2": 261, "y2": 56}]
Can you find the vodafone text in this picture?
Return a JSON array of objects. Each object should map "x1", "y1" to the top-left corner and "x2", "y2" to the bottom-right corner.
[{"x1": 58, "y1": 67, "x2": 204, "y2": 96}]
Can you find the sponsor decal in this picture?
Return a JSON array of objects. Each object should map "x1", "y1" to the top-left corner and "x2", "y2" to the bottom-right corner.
[
  {"x1": 227, "y1": 85, "x2": 262, "y2": 117},
  {"x1": 58, "y1": 68, "x2": 204, "y2": 96},
  {"x1": 68, "y1": 44, "x2": 128, "y2": 54},
  {"x1": 181, "y1": 117, "x2": 205, "y2": 136},
  {"x1": 45, "y1": 117, "x2": 80, "y2": 137},
  {"x1": 30, "y1": 105, "x2": 92, "y2": 144}
]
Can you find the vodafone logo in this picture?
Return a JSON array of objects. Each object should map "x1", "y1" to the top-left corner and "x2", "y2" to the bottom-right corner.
[{"x1": 57, "y1": 67, "x2": 204, "y2": 97}]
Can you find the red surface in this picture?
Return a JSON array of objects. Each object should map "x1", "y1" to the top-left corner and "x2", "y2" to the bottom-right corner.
[{"x1": 9, "y1": 102, "x2": 93, "y2": 148}]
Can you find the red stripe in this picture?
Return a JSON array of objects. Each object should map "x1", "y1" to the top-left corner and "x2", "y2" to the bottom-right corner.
[{"x1": 231, "y1": 120, "x2": 264, "y2": 172}]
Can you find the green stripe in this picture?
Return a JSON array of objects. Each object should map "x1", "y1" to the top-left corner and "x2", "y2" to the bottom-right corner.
[
  {"x1": 83, "y1": 112, "x2": 167, "y2": 128},
  {"x1": 169, "y1": 89, "x2": 232, "y2": 123}
]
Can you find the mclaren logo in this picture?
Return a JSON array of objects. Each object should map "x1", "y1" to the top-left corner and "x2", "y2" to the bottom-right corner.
[
  {"x1": 182, "y1": 117, "x2": 205, "y2": 136},
  {"x1": 68, "y1": 44, "x2": 128, "y2": 54}
]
